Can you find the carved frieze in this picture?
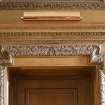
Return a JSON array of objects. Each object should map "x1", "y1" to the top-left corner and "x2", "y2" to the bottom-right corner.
[
  {"x1": 2, "y1": 44, "x2": 105, "y2": 70},
  {"x1": 3, "y1": 45, "x2": 99, "y2": 57},
  {"x1": 0, "y1": 0, "x2": 105, "y2": 10}
]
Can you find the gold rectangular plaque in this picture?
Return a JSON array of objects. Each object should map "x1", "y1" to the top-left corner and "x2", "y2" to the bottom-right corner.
[{"x1": 21, "y1": 11, "x2": 82, "y2": 21}]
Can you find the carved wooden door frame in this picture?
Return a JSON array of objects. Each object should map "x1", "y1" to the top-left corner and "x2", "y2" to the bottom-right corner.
[
  {"x1": 0, "y1": 29, "x2": 105, "y2": 105},
  {"x1": 0, "y1": 44, "x2": 105, "y2": 105}
]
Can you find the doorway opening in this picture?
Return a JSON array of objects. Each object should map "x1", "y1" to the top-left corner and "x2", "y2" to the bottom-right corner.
[{"x1": 9, "y1": 66, "x2": 96, "y2": 105}]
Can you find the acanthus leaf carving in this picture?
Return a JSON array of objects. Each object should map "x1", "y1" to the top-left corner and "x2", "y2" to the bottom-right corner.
[{"x1": 3, "y1": 45, "x2": 99, "y2": 57}]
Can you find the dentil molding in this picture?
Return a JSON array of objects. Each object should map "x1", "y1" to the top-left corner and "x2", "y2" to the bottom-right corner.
[{"x1": 0, "y1": 32, "x2": 105, "y2": 45}]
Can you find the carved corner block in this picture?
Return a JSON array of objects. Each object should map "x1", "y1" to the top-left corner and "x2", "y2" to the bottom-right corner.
[
  {"x1": 90, "y1": 45, "x2": 105, "y2": 71},
  {"x1": 0, "y1": 46, "x2": 14, "y2": 66}
]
